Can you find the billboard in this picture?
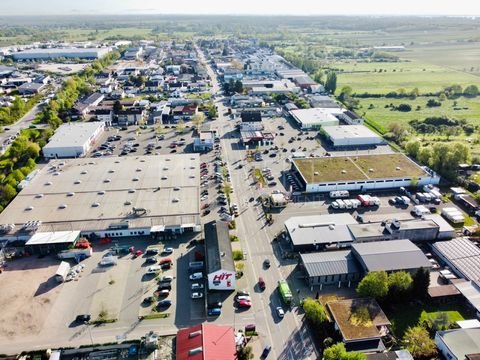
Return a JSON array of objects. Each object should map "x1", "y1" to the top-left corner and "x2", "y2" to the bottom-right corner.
[{"x1": 208, "y1": 270, "x2": 236, "y2": 290}]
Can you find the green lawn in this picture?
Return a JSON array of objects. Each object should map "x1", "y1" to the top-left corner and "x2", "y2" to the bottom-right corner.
[
  {"x1": 385, "y1": 302, "x2": 472, "y2": 338},
  {"x1": 335, "y1": 61, "x2": 480, "y2": 94},
  {"x1": 358, "y1": 96, "x2": 480, "y2": 129}
]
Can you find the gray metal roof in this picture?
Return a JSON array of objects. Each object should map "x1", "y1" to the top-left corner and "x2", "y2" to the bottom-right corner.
[
  {"x1": 285, "y1": 214, "x2": 357, "y2": 246},
  {"x1": 300, "y1": 251, "x2": 360, "y2": 277},
  {"x1": 433, "y1": 238, "x2": 480, "y2": 282},
  {"x1": 352, "y1": 239, "x2": 431, "y2": 272},
  {"x1": 436, "y1": 329, "x2": 480, "y2": 358},
  {"x1": 204, "y1": 221, "x2": 235, "y2": 274}
]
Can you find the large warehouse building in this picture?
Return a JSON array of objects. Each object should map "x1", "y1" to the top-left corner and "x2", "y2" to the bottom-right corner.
[
  {"x1": 0, "y1": 154, "x2": 201, "y2": 242},
  {"x1": 322, "y1": 125, "x2": 384, "y2": 147},
  {"x1": 291, "y1": 153, "x2": 440, "y2": 193},
  {"x1": 289, "y1": 108, "x2": 340, "y2": 130},
  {"x1": 42, "y1": 122, "x2": 105, "y2": 159},
  {"x1": 300, "y1": 239, "x2": 431, "y2": 288},
  {"x1": 12, "y1": 47, "x2": 112, "y2": 61}
]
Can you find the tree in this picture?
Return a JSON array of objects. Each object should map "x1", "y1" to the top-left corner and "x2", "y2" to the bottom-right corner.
[
  {"x1": 313, "y1": 69, "x2": 324, "y2": 84},
  {"x1": 464, "y1": 85, "x2": 479, "y2": 97},
  {"x1": 388, "y1": 271, "x2": 413, "y2": 300},
  {"x1": 324, "y1": 71, "x2": 337, "y2": 94},
  {"x1": 237, "y1": 346, "x2": 254, "y2": 360},
  {"x1": 405, "y1": 140, "x2": 421, "y2": 157},
  {"x1": 356, "y1": 271, "x2": 389, "y2": 299},
  {"x1": 113, "y1": 100, "x2": 123, "y2": 114},
  {"x1": 412, "y1": 267, "x2": 430, "y2": 299},
  {"x1": 397, "y1": 104, "x2": 412, "y2": 112},
  {"x1": 176, "y1": 119, "x2": 185, "y2": 133},
  {"x1": 10, "y1": 96, "x2": 25, "y2": 120},
  {"x1": 302, "y1": 298, "x2": 328, "y2": 326},
  {"x1": 192, "y1": 112, "x2": 205, "y2": 128},
  {"x1": 402, "y1": 326, "x2": 437, "y2": 358},
  {"x1": 234, "y1": 80, "x2": 243, "y2": 94},
  {"x1": 387, "y1": 122, "x2": 408, "y2": 143},
  {"x1": 426, "y1": 99, "x2": 441, "y2": 108},
  {"x1": 323, "y1": 343, "x2": 366, "y2": 360},
  {"x1": 417, "y1": 146, "x2": 433, "y2": 165}
]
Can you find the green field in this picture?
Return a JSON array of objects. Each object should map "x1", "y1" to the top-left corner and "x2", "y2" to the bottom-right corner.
[
  {"x1": 335, "y1": 61, "x2": 480, "y2": 94},
  {"x1": 359, "y1": 97, "x2": 480, "y2": 128}
]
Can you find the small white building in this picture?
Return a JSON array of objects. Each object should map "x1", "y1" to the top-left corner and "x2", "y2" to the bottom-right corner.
[
  {"x1": 42, "y1": 122, "x2": 104, "y2": 159},
  {"x1": 435, "y1": 328, "x2": 480, "y2": 360},
  {"x1": 323, "y1": 125, "x2": 384, "y2": 147}
]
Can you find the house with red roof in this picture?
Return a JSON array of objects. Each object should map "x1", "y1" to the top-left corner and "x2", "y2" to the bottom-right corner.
[{"x1": 176, "y1": 323, "x2": 236, "y2": 360}]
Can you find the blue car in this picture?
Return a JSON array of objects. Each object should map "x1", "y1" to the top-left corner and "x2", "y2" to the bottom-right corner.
[{"x1": 207, "y1": 308, "x2": 221, "y2": 316}]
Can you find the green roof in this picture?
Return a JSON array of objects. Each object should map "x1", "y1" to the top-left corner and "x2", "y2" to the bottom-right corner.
[{"x1": 293, "y1": 153, "x2": 426, "y2": 184}]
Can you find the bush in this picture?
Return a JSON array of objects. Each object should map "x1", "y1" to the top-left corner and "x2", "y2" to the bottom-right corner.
[
  {"x1": 232, "y1": 250, "x2": 244, "y2": 261},
  {"x1": 426, "y1": 99, "x2": 441, "y2": 107},
  {"x1": 397, "y1": 103, "x2": 412, "y2": 112}
]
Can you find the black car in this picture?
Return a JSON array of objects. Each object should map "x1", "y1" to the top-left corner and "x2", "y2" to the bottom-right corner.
[
  {"x1": 264, "y1": 259, "x2": 271, "y2": 268},
  {"x1": 202, "y1": 209, "x2": 211, "y2": 216},
  {"x1": 75, "y1": 314, "x2": 91, "y2": 323},
  {"x1": 261, "y1": 346, "x2": 272, "y2": 358},
  {"x1": 249, "y1": 197, "x2": 255, "y2": 202},
  {"x1": 161, "y1": 262, "x2": 172, "y2": 269},
  {"x1": 143, "y1": 296, "x2": 154, "y2": 304},
  {"x1": 157, "y1": 299, "x2": 172, "y2": 309},
  {"x1": 207, "y1": 301, "x2": 223, "y2": 309},
  {"x1": 146, "y1": 249, "x2": 159, "y2": 255},
  {"x1": 269, "y1": 153, "x2": 277, "y2": 158},
  {"x1": 145, "y1": 256, "x2": 157, "y2": 264}
]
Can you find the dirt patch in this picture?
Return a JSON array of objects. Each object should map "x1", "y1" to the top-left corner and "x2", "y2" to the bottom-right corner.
[{"x1": 0, "y1": 257, "x2": 62, "y2": 339}]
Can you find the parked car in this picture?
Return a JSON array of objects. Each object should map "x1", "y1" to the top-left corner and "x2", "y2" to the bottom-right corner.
[
  {"x1": 161, "y1": 248, "x2": 173, "y2": 255},
  {"x1": 264, "y1": 259, "x2": 271, "y2": 268},
  {"x1": 258, "y1": 277, "x2": 266, "y2": 291},
  {"x1": 159, "y1": 258, "x2": 173, "y2": 265},
  {"x1": 157, "y1": 299, "x2": 172, "y2": 308},
  {"x1": 261, "y1": 346, "x2": 272, "y2": 358},
  {"x1": 191, "y1": 283, "x2": 204, "y2": 290},
  {"x1": 276, "y1": 307, "x2": 285, "y2": 318},
  {"x1": 159, "y1": 275, "x2": 173, "y2": 283},
  {"x1": 237, "y1": 300, "x2": 252, "y2": 308},
  {"x1": 189, "y1": 272, "x2": 203, "y2": 280},
  {"x1": 145, "y1": 256, "x2": 157, "y2": 264},
  {"x1": 207, "y1": 308, "x2": 221, "y2": 316},
  {"x1": 192, "y1": 292, "x2": 204, "y2": 299},
  {"x1": 158, "y1": 283, "x2": 172, "y2": 291},
  {"x1": 207, "y1": 301, "x2": 223, "y2": 309},
  {"x1": 143, "y1": 297, "x2": 154, "y2": 304},
  {"x1": 75, "y1": 314, "x2": 91, "y2": 323}
]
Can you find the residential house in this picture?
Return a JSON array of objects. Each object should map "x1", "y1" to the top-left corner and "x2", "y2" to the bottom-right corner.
[
  {"x1": 117, "y1": 108, "x2": 146, "y2": 126},
  {"x1": 171, "y1": 104, "x2": 198, "y2": 121},
  {"x1": 92, "y1": 108, "x2": 113, "y2": 126},
  {"x1": 17, "y1": 82, "x2": 45, "y2": 95}
]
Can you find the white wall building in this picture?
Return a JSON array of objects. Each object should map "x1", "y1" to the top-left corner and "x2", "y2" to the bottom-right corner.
[
  {"x1": 42, "y1": 122, "x2": 104, "y2": 159},
  {"x1": 323, "y1": 125, "x2": 384, "y2": 147},
  {"x1": 289, "y1": 108, "x2": 340, "y2": 130}
]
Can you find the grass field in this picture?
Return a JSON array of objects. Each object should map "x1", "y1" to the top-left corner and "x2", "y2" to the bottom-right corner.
[
  {"x1": 335, "y1": 61, "x2": 480, "y2": 94},
  {"x1": 359, "y1": 97, "x2": 480, "y2": 128},
  {"x1": 386, "y1": 302, "x2": 471, "y2": 338}
]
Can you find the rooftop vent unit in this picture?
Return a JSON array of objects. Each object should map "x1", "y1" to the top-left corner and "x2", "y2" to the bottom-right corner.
[
  {"x1": 104, "y1": 179, "x2": 111, "y2": 183},
  {"x1": 59, "y1": 204, "x2": 68, "y2": 209},
  {"x1": 74, "y1": 180, "x2": 81, "y2": 184},
  {"x1": 67, "y1": 192, "x2": 75, "y2": 197},
  {"x1": 98, "y1": 191, "x2": 106, "y2": 195},
  {"x1": 108, "y1": 170, "x2": 115, "y2": 173},
  {"x1": 128, "y1": 189, "x2": 136, "y2": 193},
  {"x1": 81, "y1": 170, "x2": 88, "y2": 175},
  {"x1": 369, "y1": 168, "x2": 374, "y2": 172},
  {"x1": 45, "y1": 181, "x2": 52, "y2": 186},
  {"x1": 25, "y1": 206, "x2": 34, "y2": 211},
  {"x1": 92, "y1": 202, "x2": 100, "y2": 207},
  {"x1": 35, "y1": 194, "x2": 44, "y2": 198}
]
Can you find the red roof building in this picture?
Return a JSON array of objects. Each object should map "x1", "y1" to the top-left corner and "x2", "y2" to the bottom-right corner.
[{"x1": 176, "y1": 323, "x2": 236, "y2": 360}]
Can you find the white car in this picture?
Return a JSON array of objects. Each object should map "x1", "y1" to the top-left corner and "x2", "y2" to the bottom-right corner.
[
  {"x1": 276, "y1": 306, "x2": 285, "y2": 318},
  {"x1": 191, "y1": 292, "x2": 204, "y2": 299},
  {"x1": 191, "y1": 283, "x2": 204, "y2": 290},
  {"x1": 189, "y1": 272, "x2": 203, "y2": 280}
]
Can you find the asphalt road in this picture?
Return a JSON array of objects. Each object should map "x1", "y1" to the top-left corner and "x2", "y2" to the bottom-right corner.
[{"x1": 198, "y1": 48, "x2": 318, "y2": 359}]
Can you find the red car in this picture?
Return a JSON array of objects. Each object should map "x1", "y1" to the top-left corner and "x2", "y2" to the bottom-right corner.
[
  {"x1": 258, "y1": 277, "x2": 266, "y2": 291},
  {"x1": 159, "y1": 258, "x2": 172, "y2": 265},
  {"x1": 133, "y1": 250, "x2": 143, "y2": 258},
  {"x1": 201, "y1": 203, "x2": 210, "y2": 210},
  {"x1": 237, "y1": 300, "x2": 252, "y2": 308}
]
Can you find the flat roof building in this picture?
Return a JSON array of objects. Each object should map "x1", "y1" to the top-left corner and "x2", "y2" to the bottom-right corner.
[
  {"x1": 12, "y1": 47, "x2": 112, "y2": 61},
  {"x1": 0, "y1": 154, "x2": 201, "y2": 241},
  {"x1": 285, "y1": 213, "x2": 357, "y2": 252},
  {"x1": 289, "y1": 108, "x2": 340, "y2": 130},
  {"x1": 432, "y1": 238, "x2": 480, "y2": 282},
  {"x1": 204, "y1": 221, "x2": 235, "y2": 291},
  {"x1": 435, "y1": 328, "x2": 480, "y2": 360},
  {"x1": 351, "y1": 240, "x2": 431, "y2": 273},
  {"x1": 42, "y1": 122, "x2": 105, "y2": 159},
  {"x1": 291, "y1": 154, "x2": 440, "y2": 193},
  {"x1": 323, "y1": 125, "x2": 384, "y2": 148}
]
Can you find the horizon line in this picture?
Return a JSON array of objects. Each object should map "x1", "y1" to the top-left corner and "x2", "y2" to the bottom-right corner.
[{"x1": 1, "y1": 13, "x2": 479, "y2": 17}]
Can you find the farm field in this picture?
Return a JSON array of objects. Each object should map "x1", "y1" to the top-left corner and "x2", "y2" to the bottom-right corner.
[{"x1": 335, "y1": 61, "x2": 480, "y2": 94}]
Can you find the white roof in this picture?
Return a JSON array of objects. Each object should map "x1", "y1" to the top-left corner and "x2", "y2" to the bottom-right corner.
[
  {"x1": 26, "y1": 231, "x2": 80, "y2": 246},
  {"x1": 43, "y1": 122, "x2": 104, "y2": 150},
  {"x1": 290, "y1": 108, "x2": 340, "y2": 126},
  {"x1": 323, "y1": 125, "x2": 382, "y2": 140},
  {"x1": 456, "y1": 319, "x2": 480, "y2": 329}
]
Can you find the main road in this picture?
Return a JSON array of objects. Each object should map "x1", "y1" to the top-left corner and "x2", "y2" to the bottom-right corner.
[{"x1": 197, "y1": 46, "x2": 317, "y2": 360}]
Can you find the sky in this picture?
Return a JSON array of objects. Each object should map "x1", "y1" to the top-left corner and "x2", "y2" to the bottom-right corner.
[{"x1": 2, "y1": 0, "x2": 480, "y2": 16}]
